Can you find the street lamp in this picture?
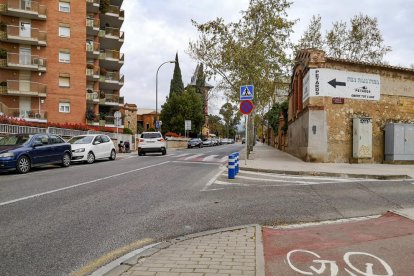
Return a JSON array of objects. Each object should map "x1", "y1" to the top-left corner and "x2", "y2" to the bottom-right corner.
[{"x1": 155, "y1": 60, "x2": 175, "y2": 130}]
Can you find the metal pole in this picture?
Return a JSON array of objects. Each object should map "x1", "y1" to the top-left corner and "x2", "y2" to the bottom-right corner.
[
  {"x1": 156, "y1": 60, "x2": 175, "y2": 130},
  {"x1": 245, "y1": 115, "x2": 248, "y2": 165}
]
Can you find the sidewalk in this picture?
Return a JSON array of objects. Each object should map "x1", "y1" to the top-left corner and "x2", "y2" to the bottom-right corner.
[
  {"x1": 103, "y1": 209, "x2": 414, "y2": 276},
  {"x1": 239, "y1": 142, "x2": 414, "y2": 179}
]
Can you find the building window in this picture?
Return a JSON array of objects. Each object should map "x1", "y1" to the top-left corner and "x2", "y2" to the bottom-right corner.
[
  {"x1": 59, "y1": 103, "x2": 70, "y2": 113},
  {"x1": 59, "y1": 26, "x2": 70, "y2": 37},
  {"x1": 59, "y1": 1, "x2": 70, "y2": 12},
  {"x1": 59, "y1": 76, "x2": 70, "y2": 87},
  {"x1": 59, "y1": 50, "x2": 70, "y2": 63}
]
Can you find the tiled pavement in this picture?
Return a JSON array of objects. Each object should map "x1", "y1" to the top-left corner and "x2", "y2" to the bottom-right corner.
[{"x1": 119, "y1": 226, "x2": 260, "y2": 276}]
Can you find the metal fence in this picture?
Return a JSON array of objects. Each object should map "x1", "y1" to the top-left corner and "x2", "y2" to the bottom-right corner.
[{"x1": 0, "y1": 124, "x2": 126, "y2": 140}]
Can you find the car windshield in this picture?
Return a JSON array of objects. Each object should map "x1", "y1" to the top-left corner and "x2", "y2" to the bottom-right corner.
[
  {"x1": 142, "y1": 133, "x2": 161, "y2": 139},
  {"x1": 68, "y1": 136, "x2": 94, "y2": 144},
  {"x1": 190, "y1": 139, "x2": 199, "y2": 142},
  {"x1": 0, "y1": 134, "x2": 32, "y2": 146}
]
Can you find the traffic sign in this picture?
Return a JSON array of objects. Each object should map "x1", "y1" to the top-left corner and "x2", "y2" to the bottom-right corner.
[
  {"x1": 114, "y1": 111, "x2": 121, "y2": 118},
  {"x1": 155, "y1": 120, "x2": 160, "y2": 129},
  {"x1": 240, "y1": 100, "x2": 254, "y2": 115},
  {"x1": 240, "y1": 85, "x2": 254, "y2": 100}
]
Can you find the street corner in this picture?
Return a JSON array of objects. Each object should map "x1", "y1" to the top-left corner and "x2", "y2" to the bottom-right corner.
[{"x1": 262, "y1": 212, "x2": 414, "y2": 276}]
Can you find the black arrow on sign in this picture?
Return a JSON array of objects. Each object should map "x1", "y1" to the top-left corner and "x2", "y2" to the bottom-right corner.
[{"x1": 328, "y1": 79, "x2": 346, "y2": 88}]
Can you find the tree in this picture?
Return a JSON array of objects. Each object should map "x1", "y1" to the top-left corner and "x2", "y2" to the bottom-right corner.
[
  {"x1": 208, "y1": 114, "x2": 224, "y2": 137},
  {"x1": 188, "y1": 0, "x2": 295, "y2": 112},
  {"x1": 161, "y1": 87, "x2": 204, "y2": 135},
  {"x1": 219, "y1": 102, "x2": 241, "y2": 138},
  {"x1": 295, "y1": 15, "x2": 324, "y2": 52},
  {"x1": 169, "y1": 53, "x2": 184, "y2": 96},
  {"x1": 297, "y1": 13, "x2": 391, "y2": 63},
  {"x1": 266, "y1": 100, "x2": 288, "y2": 134}
]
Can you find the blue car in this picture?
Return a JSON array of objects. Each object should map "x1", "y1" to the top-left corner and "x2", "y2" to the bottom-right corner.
[{"x1": 0, "y1": 133, "x2": 72, "y2": 174}]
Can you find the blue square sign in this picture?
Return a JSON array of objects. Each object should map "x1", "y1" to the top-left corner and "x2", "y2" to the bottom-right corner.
[{"x1": 240, "y1": 85, "x2": 254, "y2": 100}]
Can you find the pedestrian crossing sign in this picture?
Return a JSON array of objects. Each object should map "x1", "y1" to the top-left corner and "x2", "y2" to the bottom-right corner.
[{"x1": 240, "y1": 85, "x2": 254, "y2": 100}]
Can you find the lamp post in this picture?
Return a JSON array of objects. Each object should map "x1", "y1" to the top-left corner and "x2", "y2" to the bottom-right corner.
[{"x1": 155, "y1": 60, "x2": 175, "y2": 130}]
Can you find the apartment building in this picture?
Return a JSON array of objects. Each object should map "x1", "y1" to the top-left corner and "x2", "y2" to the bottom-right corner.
[{"x1": 0, "y1": 0, "x2": 124, "y2": 128}]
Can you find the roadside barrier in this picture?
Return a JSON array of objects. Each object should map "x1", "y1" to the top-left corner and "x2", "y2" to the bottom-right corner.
[
  {"x1": 228, "y1": 152, "x2": 240, "y2": 179},
  {"x1": 228, "y1": 154, "x2": 236, "y2": 179},
  {"x1": 235, "y1": 152, "x2": 239, "y2": 175}
]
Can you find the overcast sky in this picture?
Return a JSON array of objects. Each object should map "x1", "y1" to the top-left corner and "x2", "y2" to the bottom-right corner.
[{"x1": 120, "y1": 0, "x2": 414, "y2": 113}]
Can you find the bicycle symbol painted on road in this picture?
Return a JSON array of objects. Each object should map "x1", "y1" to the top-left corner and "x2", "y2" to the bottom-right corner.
[{"x1": 286, "y1": 249, "x2": 393, "y2": 276}]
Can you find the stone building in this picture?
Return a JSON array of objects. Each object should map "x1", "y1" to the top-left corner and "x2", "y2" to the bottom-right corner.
[
  {"x1": 287, "y1": 49, "x2": 414, "y2": 163},
  {"x1": 122, "y1": 103, "x2": 137, "y2": 133},
  {"x1": 136, "y1": 108, "x2": 157, "y2": 132}
]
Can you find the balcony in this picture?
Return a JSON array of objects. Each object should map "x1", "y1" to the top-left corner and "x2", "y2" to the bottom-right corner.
[
  {"x1": 86, "y1": 0, "x2": 99, "y2": 13},
  {"x1": 1, "y1": 107, "x2": 47, "y2": 122},
  {"x1": 0, "y1": 53, "x2": 46, "y2": 72},
  {"x1": 86, "y1": 65, "x2": 100, "y2": 81},
  {"x1": 99, "y1": 49, "x2": 123, "y2": 70},
  {"x1": 98, "y1": 93, "x2": 124, "y2": 106},
  {"x1": 0, "y1": 80, "x2": 47, "y2": 97},
  {"x1": 101, "y1": 4, "x2": 124, "y2": 29},
  {"x1": 0, "y1": 0, "x2": 47, "y2": 20},
  {"x1": 0, "y1": 24, "x2": 47, "y2": 46},
  {"x1": 86, "y1": 41, "x2": 100, "y2": 58},
  {"x1": 86, "y1": 17, "x2": 100, "y2": 35},
  {"x1": 86, "y1": 90, "x2": 99, "y2": 103},
  {"x1": 98, "y1": 27, "x2": 123, "y2": 49}
]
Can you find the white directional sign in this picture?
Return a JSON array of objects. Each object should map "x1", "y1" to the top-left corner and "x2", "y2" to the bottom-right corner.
[
  {"x1": 240, "y1": 85, "x2": 254, "y2": 100},
  {"x1": 303, "y1": 69, "x2": 381, "y2": 101},
  {"x1": 185, "y1": 120, "x2": 191, "y2": 130}
]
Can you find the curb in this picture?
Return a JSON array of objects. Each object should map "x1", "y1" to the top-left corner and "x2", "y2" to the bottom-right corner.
[
  {"x1": 103, "y1": 224, "x2": 259, "y2": 276},
  {"x1": 239, "y1": 167, "x2": 411, "y2": 180}
]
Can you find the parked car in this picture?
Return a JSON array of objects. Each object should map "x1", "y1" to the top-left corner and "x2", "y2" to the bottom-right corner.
[
  {"x1": 138, "y1": 132, "x2": 166, "y2": 156},
  {"x1": 187, "y1": 138, "x2": 203, "y2": 148},
  {"x1": 67, "y1": 134, "x2": 116, "y2": 164},
  {"x1": 242, "y1": 138, "x2": 246, "y2": 144},
  {"x1": 0, "y1": 133, "x2": 72, "y2": 174},
  {"x1": 221, "y1": 138, "x2": 230, "y2": 144},
  {"x1": 202, "y1": 138, "x2": 213, "y2": 147}
]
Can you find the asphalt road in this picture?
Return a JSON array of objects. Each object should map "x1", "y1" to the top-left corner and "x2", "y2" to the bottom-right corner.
[{"x1": 0, "y1": 144, "x2": 413, "y2": 276}]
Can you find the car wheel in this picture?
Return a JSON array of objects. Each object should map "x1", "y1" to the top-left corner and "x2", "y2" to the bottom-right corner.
[
  {"x1": 109, "y1": 149, "x2": 116, "y2": 160},
  {"x1": 199, "y1": 144, "x2": 202, "y2": 148},
  {"x1": 62, "y1": 153, "x2": 71, "y2": 167},
  {"x1": 138, "y1": 151, "x2": 143, "y2": 156},
  {"x1": 86, "y1": 152, "x2": 95, "y2": 164},
  {"x1": 162, "y1": 149, "x2": 166, "y2": 155},
  {"x1": 16, "y1": 156, "x2": 31, "y2": 174},
  {"x1": 142, "y1": 152, "x2": 146, "y2": 156}
]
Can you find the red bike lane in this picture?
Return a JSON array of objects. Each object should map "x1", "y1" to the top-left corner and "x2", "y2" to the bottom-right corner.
[{"x1": 263, "y1": 212, "x2": 414, "y2": 275}]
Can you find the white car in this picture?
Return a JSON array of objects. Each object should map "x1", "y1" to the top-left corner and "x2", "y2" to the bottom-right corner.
[
  {"x1": 138, "y1": 132, "x2": 166, "y2": 156},
  {"x1": 68, "y1": 134, "x2": 116, "y2": 164}
]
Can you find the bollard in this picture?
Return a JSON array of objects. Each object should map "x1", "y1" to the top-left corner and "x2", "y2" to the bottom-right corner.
[
  {"x1": 228, "y1": 154, "x2": 236, "y2": 179},
  {"x1": 235, "y1": 152, "x2": 240, "y2": 174}
]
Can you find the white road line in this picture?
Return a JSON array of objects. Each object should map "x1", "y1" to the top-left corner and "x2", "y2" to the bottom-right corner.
[
  {"x1": 172, "y1": 161, "x2": 222, "y2": 165},
  {"x1": 213, "y1": 179, "x2": 356, "y2": 188},
  {"x1": 183, "y1": 154, "x2": 204, "y2": 160},
  {"x1": 175, "y1": 153, "x2": 191, "y2": 157},
  {"x1": 239, "y1": 170, "x2": 367, "y2": 181},
  {"x1": 202, "y1": 155, "x2": 219, "y2": 162},
  {"x1": 219, "y1": 156, "x2": 228, "y2": 163},
  {"x1": 235, "y1": 175, "x2": 320, "y2": 184},
  {"x1": 0, "y1": 161, "x2": 171, "y2": 207},
  {"x1": 201, "y1": 166, "x2": 227, "y2": 191}
]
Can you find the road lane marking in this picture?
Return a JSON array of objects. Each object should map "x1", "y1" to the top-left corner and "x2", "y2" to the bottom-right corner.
[
  {"x1": 172, "y1": 161, "x2": 222, "y2": 165},
  {"x1": 202, "y1": 155, "x2": 219, "y2": 162},
  {"x1": 71, "y1": 238, "x2": 154, "y2": 276},
  {"x1": 175, "y1": 153, "x2": 191, "y2": 157},
  {"x1": 213, "y1": 179, "x2": 358, "y2": 188},
  {"x1": 183, "y1": 154, "x2": 204, "y2": 160},
  {"x1": 201, "y1": 166, "x2": 227, "y2": 191},
  {"x1": 0, "y1": 161, "x2": 171, "y2": 207}
]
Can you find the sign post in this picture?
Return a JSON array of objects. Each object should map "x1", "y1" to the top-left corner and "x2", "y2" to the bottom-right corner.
[
  {"x1": 240, "y1": 85, "x2": 254, "y2": 165},
  {"x1": 114, "y1": 111, "x2": 122, "y2": 139},
  {"x1": 185, "y1": 120, "x2": 191, "y2": 138}
]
